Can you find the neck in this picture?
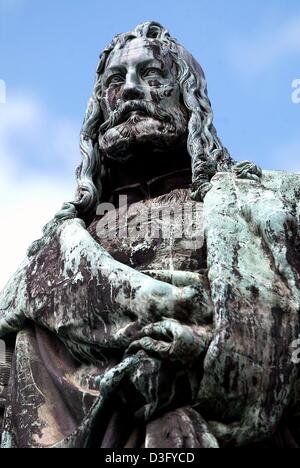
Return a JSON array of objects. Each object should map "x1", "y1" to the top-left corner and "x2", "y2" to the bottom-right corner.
[{"x1": 106, "y1": 145, "x2": 191, "y2": 190}]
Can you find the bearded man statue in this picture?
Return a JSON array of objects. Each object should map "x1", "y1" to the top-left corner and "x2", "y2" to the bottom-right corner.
[{"x1": 0, "y1": 22, "x2": 299, "y2": 449}]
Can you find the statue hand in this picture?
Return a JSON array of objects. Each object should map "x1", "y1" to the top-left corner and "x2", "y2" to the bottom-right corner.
[
  {"x1": 138, "y1": 269, "x2": 214, "y2": 322},
  {"x1": 98, "y1": 349, "x2": 201, "y2": 422},
  {"x1": 125, "y1": 318, "x2": 212, "y2": 362},
  {"x1": 98, "y1": 320, "x2": 212, "y2": 421},
  {"x1": 0, "y1": 259, "x2": 29, "y2": 337},
  {"x1": 233, "y1": 160, "x2": 262, "y2": 181},
  {"x1": 132, "y1": 279, "x2": 212, "y2": 325}
]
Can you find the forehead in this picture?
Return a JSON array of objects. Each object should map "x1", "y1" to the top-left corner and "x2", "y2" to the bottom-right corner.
[{"x1": 105, "y1": 38, "x2": 165, "y2": 69}]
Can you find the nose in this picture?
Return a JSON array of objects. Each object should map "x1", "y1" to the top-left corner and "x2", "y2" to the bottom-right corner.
[{"x1": 122, "y1": 71, "x2": 145, "y2": 101}]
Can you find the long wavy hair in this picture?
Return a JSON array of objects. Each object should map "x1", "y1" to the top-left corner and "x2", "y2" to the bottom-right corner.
[{"x1": 28, "y1": 21, "x2": 235, "y2": 256}]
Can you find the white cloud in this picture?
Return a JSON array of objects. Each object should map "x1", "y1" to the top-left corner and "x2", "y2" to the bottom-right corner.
[
  {"x1": 229, "y1": 16, "x2": 300, "y2": 75},
  {"x1": 0, "y1": 93, "x2": 80, "y2": 289},
  {"x1": 0, "y1": 92, "x2": 80, "y2": 174}
]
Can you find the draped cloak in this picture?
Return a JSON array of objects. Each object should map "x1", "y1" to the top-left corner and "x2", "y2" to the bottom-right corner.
[{"x1": 0, "y1": 170, "x2": 300, "y2": 448}]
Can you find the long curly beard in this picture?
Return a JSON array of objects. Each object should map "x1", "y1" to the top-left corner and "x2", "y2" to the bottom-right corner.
[{"x1": 98, "y1": 100, "x2": 188, "y2": 160}]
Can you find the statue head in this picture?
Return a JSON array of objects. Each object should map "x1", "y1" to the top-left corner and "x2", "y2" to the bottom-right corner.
[
  {"x1": 59, "y1": 22, "x2": 234, "y2": 224},
  {"x1": 98, "y1": 36, "x2": 188, "y2": 160}
]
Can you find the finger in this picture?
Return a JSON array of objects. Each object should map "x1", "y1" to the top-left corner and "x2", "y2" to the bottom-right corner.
[
  {"x1": 233, "y1": 161, "x2": 262, "y2": 178},
  {"x1": 126, "y1": 337, "x2": 171, "y2": 359},
  {"x1": 141, "y1": 270, "x2": 205, "y2": 288},
  {"x1": 97, "y1": 355, "x2": 140, "y2": 396},
  {"x1": 142, "y1": 320, "x2": 203, "y2": 361},
  {"x1": 142, "y1": 321, "x2": 174, "y2": 338}
]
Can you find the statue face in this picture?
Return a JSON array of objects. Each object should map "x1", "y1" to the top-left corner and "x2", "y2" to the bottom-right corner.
[{"x1": 98, "y1": 38, "x2": 188, "y2": 160}]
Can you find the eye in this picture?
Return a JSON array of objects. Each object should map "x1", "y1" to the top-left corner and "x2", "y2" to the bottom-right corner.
[
  {"x1": 143, "y1": 67, "x2": 162, "y2": 78},
  {"x1": 106, "y1": 74, "x2": 125, "y2": 86}
]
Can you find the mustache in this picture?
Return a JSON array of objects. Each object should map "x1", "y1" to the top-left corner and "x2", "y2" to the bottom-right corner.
[{"x1": 100, "y1": 100, "x2": 175, "y2": 134}]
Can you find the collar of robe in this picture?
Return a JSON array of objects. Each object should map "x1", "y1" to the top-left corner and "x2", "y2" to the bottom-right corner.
[{"x1": 109, "y1": 168, "x2": 192, "y2": 207}]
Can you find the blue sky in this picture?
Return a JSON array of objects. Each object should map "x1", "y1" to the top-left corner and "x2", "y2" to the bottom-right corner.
[{"x1": 0, "y1": 0, "x2": 299, "y2": 287}]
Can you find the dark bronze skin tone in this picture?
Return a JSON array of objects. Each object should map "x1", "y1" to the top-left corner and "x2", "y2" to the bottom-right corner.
[
  {"x1": 1, "y1": 22, "x2": 297, "y2": 449},
  {"x1": 99, "y1": 38, "x2": 190, "y2": 191}
]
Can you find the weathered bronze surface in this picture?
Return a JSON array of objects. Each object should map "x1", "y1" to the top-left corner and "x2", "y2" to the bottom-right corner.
[{"x1": 0, "y1": 22, "x2": 299, "y2": 448}]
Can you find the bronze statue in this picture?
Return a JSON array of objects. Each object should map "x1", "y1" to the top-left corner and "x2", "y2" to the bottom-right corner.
[{"x1": 0, "y1": 22, "x2": 299, "y2": 448}]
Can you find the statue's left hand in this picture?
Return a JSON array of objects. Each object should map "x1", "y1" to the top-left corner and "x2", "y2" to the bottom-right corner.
[
  {"x1": 125, "y1": 318, "x2": 212, "y2": 363},
  {"x1": 233, "y1": 160, "x2": 262, "y2": 181},
  {"x1": 0, "y1": 259, "x2": 29, "y2": 337},
  {"x1": 97, "y1": 319, "x2": 212, "y2": 422}
]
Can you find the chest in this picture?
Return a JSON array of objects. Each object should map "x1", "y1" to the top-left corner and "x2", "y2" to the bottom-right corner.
[{"x1": 88, "y1": 189, "x2": 206, "y2": 273}]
